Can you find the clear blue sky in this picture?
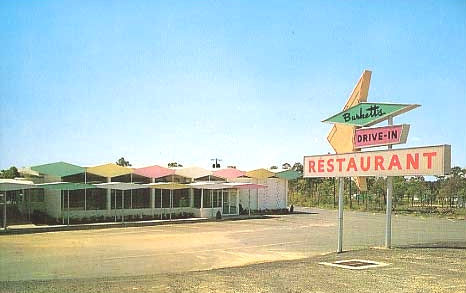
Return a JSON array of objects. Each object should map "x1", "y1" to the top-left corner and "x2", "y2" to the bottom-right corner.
[{"x1": 1, "y1": 1, "x2": 465, "y2": 170}]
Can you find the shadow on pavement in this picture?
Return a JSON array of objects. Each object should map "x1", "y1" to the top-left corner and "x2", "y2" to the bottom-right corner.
[
  {"x1": 395, "y1": 241, "x2": 466, "y2": 249},
  {"x1": 289, "y1": 211, "x2": 319, "y2": 215}
]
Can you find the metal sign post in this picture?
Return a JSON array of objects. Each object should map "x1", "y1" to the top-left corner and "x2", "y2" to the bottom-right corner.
[
  {"x1": 337, "y1": 177, "x2": 344, "y2": 253},
  {"x1": 385, "y1": 117, "x2": 394, "y2": 248}
]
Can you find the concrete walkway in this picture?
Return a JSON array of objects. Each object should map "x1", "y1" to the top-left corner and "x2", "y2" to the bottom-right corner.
[{"x1": 0, "y1": 214, "x2": 271, "y2": 235}]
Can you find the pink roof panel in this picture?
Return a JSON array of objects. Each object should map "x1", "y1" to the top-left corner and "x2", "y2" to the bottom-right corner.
[
  {"x1": 213, "y1": 168, "x2": 246, "y2": 179},
  {"x1": 133, "y1": 165, "x2": 175, "y2": 179}
]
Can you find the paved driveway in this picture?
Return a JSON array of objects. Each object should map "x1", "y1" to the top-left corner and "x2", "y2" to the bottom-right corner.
[{"x1": 0, "y1": 208, "x2": 464, "y2": 281}]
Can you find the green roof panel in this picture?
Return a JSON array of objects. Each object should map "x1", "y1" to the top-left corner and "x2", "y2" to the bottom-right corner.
[
  {"x1": 275, "y1": 170, "x2": 301, "y2": 180},
  {"x1": 31, "y1": 162, "x2": 85, "y2": 177}
]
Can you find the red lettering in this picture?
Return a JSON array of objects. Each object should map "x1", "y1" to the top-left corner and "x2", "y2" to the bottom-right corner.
[
  {"x1": 346, "y1": 157, "x2": 358, "y2": 171},
  {"x1": 388, "y1": 154, "x2": 402, "y2": 170},
  {"x1": 360, "y1": 156, "x2": 370, "y2": 171},
  {"x1": 375, "y1": 156, "x2": 385, "y2": 171},
  {"x1": 309, "y1": 160, "x2": 316, "y2": 172},
  {"x1": 336, "y1": 158, "x2": 345, "y2": 172},
  {"x1": 327, "y1": 159, "x2": 334, "y2": 172},
  {"x1": 423, "y1": 152, "x2": 437, "y2": 169},
  {"x1": 406, "y1": 153, "x2": 419, "y2": 170},
  {"x1": 318, "y1": 160, "x2": 325, "y2": 173}
]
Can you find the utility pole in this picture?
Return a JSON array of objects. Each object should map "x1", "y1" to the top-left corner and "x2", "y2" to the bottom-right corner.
[{"x1": 210, "y1": 158, "x2": 222, "y2": 169}]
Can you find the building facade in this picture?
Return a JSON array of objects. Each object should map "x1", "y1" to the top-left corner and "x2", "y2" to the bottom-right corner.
[{"x1": 14, "y1": 162, "x2": 300, "y2": 223}]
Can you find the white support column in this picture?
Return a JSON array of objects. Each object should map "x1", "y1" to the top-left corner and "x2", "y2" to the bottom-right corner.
[
  {"x1": 386, "y1": 116, "x2": 394, "y2": 248},
  {"x1": 248, "y1": 189, "x2": 251, "y2": 217},
  {"x1": 130, "y1": 174, "x2": 133, "y2": 210},
  {"x1": 256, "y1": 179, "x2": 259, "y2": 212},
  {"x1": 114, "y1": 190, "x2": 117, "y2": 222},
  {"x1": 67, "y1": 190, "x2": 70, "y2": 226},
  {"x1": 211, "y1": 190, "x2": 213, "y2": 218},
  {"x1": 151, "y1": 178, "x2": 155, "y2": 217},
  {"x1": 28, "y1": 190, "x2": 31, "y2": 221},
  {"x1": 121, "y1": 190, "x2": 125, "y2": 223},
  {"x1": 84, "y1": 172, "x2": 87, "y2": 211},
  {"x1": 337, "y1": 177, "x2": 344, "y2": 253},
  {"x1": 62, "y1": 191, "x2": 64, "y2": 225},
  {"x1": 3, "y1": 191, "x2": 7, "y2": 229},
  {"x1": 221, "y1": 189, "x2": 224, "y2": 215},
  {"x1": 200, "y1": 189, "x2": 204, "y2": 209},
  {"x1": 227, "y1": 190, "x2": 231, "y2": 214},
  {"x1": 236, "y1": 189, "x2": 239, "y2": 215},
  {"x1": 189, "y1": 188, "x2": 194, "y2": 207},
  {"x1": 285, "y1": 180, "x2": 289, "y2": 208},
  {"x1": 169, "y1": 189, "x2": 172, "y2": 220},
  {"x1": 106, "y1": 177, "x2": 111, "y2": 211}
]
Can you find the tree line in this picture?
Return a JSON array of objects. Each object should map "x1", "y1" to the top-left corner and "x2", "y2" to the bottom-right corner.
[{"x1": 281, "y1": 162, "x2": 466, "y2": 210}]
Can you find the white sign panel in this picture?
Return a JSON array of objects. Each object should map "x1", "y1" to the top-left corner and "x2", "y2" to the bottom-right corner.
[{"x1": 304, "y1": 145, "x2": 451, "y2": 178}]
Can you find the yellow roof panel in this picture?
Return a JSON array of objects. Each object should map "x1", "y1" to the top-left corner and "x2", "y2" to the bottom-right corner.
[
  {"x1": 86, "y1": 163, "x2": 133, "y2": 178},
  {"x1": 245, "y1": 168, "x2": 275, "y2": 179}
]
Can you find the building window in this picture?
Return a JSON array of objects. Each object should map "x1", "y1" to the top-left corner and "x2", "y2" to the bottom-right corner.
[
  {"x1": 27, "y1": 189, "x2": 44, "y2": 202},
  {"x1": 132, "y1": 189, "x2": 150, "y2": 209},
  {"x1": 86, "y1": 188, "x2": 106, "y2": 210},
  {"x1": 173, "y1": 189, "x2": 189, "y2": 208},
  {"x1": 193, "y1": 189, "x2": 202, "y2": 208},
  {"x1": 62, "y1": 190, "x2": 85, "y2": 209},
  {"x1": 203, "y1": 190, "x2": 212, "y2": 207},
  {"x1": 162, "y1": 189, "x2": 170, "y2": 208},
  {"x1": 214, "y1": 190, "x2": 222, "y2": 208}
]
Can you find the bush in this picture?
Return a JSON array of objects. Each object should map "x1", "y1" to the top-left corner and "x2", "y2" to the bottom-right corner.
[{"x1": 31, "y1": 210, "x2": 59, "y2": 225}]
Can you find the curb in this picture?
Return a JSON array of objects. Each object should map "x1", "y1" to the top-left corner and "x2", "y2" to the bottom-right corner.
[{"x1": 0, "y1": 214, "x2": 280, "y2": 235}]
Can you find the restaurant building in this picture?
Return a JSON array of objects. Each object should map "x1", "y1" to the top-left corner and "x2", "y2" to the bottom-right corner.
[{"x1": 13, "y1": 162, "x2": 300, "y2": 223}]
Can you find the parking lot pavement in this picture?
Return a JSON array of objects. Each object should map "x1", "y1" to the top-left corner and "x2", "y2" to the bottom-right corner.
[
  {"x1": 2, "y1": 247, "x2": 464, "y2": 293},
  {"x1": 0, "y1": 208, "x2": 464, "y2": 281}
]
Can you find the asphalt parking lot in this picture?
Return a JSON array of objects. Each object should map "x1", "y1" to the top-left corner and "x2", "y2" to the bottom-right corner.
[{"x1": 0, "y1": 208, "x2": 464, "y2": 282}]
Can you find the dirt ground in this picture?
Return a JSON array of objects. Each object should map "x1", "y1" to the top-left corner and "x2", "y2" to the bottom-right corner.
[{"x1": 1, "y1": 247, "x2": 465, "y2": 293}]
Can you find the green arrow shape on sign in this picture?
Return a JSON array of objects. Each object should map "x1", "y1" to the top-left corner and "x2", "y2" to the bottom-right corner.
[{"x1": 322, "y1": 102, "x2": 420, "y2": 127}]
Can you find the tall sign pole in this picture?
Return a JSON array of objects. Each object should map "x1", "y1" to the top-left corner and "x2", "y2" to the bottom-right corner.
[
  {"x1": 385, "y1": 117, "x2": 393, "y2": 248},
  {"x1": 337, "y1": 177, "x2": 344, "y2": 253}
]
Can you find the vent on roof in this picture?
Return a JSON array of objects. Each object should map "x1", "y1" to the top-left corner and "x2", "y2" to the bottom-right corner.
[{"x1": 319, "y1": 259, "x2": 389, "y2": 270}]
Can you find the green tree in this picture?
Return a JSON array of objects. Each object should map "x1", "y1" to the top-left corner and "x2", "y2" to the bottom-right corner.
[
  {"x1": 0, "y1": 166, "x2": 20, "y2": 179},
  {"x1": 270, "y1": 165, "x2": 278, "y2": 170},
  {"x1": 392, "y1": 176, "x2": 407, "y2": 208},
  {"x1": 168, "y1": 162, "x2": 183, "y2": 167},
  {"x1": 439, "y1": 166, "x2": 466, "y2": 208},
  {"x1": 368, "y1": 177, "x2": 386, "y2": 209},
  {"x1": 116, "y1": 157, "x2": 131, "y2": 167},
  {"x1": 292, "y1": 162, "x2": 303, "y2": 173},
  {"x1": 406, "y1": 176, "x2": 426, "y2": 207}
]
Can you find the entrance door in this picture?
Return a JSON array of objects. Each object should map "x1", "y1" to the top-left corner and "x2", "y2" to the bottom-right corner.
[
  {"x1": 222, "y1": 191, "x2": 229, "y2": 214},
  {"x1": 222, "y1": 190, "x2": 237, "y2": 215}
]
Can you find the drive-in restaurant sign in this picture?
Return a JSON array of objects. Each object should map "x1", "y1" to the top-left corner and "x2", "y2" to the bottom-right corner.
[
  {"x1": 304, "y1": 144, "x2": 451, "y2": 178},
  {"x1": 354, "y1": 124, "x2": 410, "y2": 148},
  {"x1": 322, "y1": 102, "x2": 420, "y2": 127},
  {"x1": 309, "y1": 70, "x2": 452, "y2": 252}
]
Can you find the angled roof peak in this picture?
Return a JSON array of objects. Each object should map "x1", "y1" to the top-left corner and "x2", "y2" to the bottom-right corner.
[
  {"x1": 245, "y1": 168, "x2": 276, "y2": 179},
  {"x1": 31, "y1": 161, "x2": 85, "y2": 177},
  {"x1": 133, "y1": 165, "x2": 175, "y2": 179},
  {"x1": 86, "y1": 163, "x2": 133, "y2": 178}
]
